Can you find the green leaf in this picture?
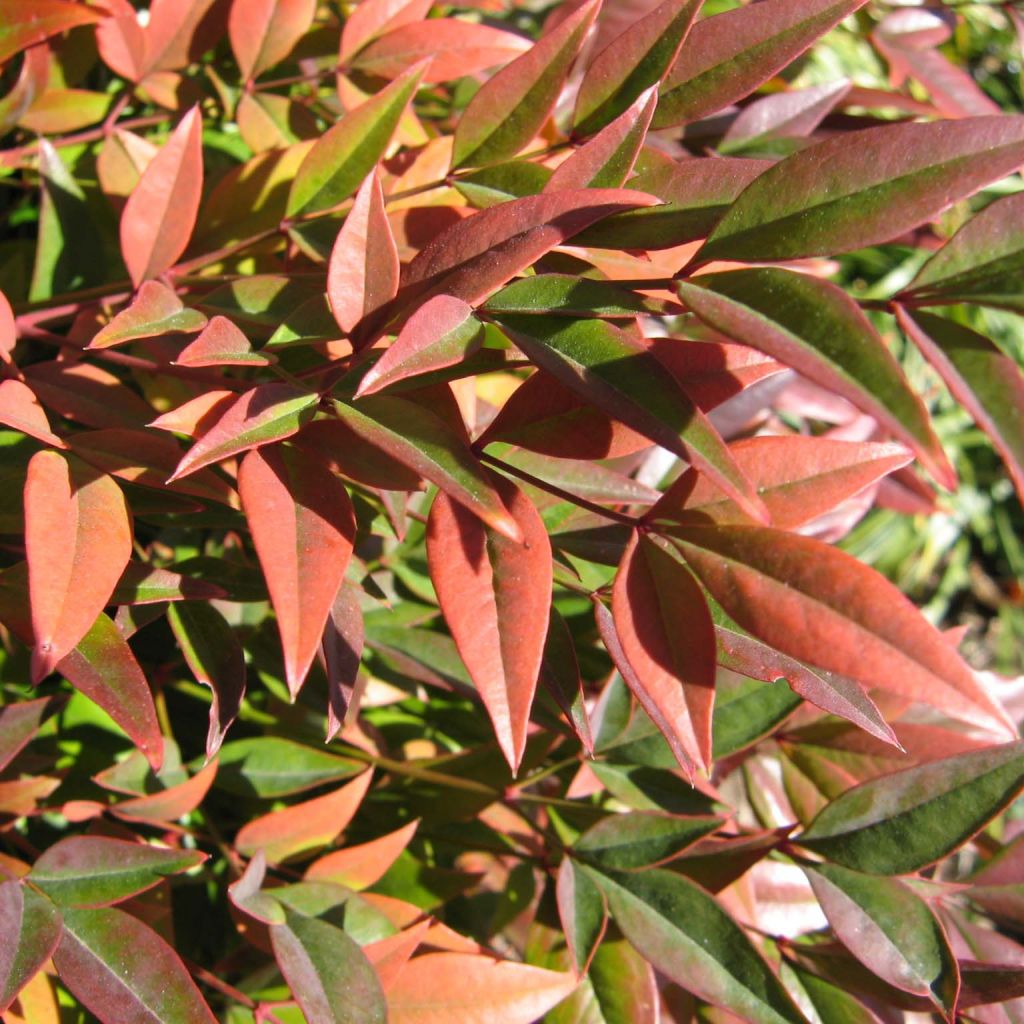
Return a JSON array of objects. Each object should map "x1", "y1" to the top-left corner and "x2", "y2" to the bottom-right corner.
[
  {"x1": 271, "y1": 908, "x2": 387, "y2": 1024},
  {"x1": 214, "y1": 737, "x2": 364, "y2": 798},
  {"x1": 896, "y1": 309, "x2": 1024, "y2": 506},
  {"x1": 803, "y1": 862, "x2": 959, "y2": 1014},
  {"x1": 902, "y1": 191, "x2": 1024, "y2": 311},
  {"x1": 698, "y1": 116, "x2": 1024, "y2": 262},
  {"x1": 54, "y1": 906, "x2": 217, "y2": 1023},
  {"x1": 0, "y1": 881, "x2": 62, "y2": 1013},
  {"x1": 454, "y1": 161, "x2": 552, "y2": 208},
  {"x1": 797, "y1": 741, "x2": 1024, "y2": 873},
  {"x1": 286, "y1": 62, "x2": 424, "y2": 218},
  {"x1": 583, "y1": 865, "x2": 808, "y2": 1024},
  {"x1": 574, "y1": 812, "x2": 723, "y2": 871},
  {"x1": 712, "y1": 677, "x2": 803, "y2": 760},
  {"x1": 677, "y1": 269, "x2": 953, "y2": 487},
  {"x1": 556, "y1": 857, "x2": 607, "y2": 975},
  {"x1": 493, "y1": 314, "x2": 764, "y2": 520},
  {"x1": 483, "y1": 275, "x2": 665, "y2": 318},
  {"x1": 786, "y1": 964, "x2": 885, "y2": 1024},
  {"x1": 29, "y1": 836, "x2": 205, "y2": 907}
]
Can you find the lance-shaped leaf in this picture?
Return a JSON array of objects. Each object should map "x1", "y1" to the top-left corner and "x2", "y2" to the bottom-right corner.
[
  {"x1": 24, "y1": 360, "x2": 154, "y2": 429},
  {"x1": 216, "y1": 736, "x2": 363, "y2": 798},
  {"x1": 304, "y1": 820, "x2": 419, "y2": 890},
  {"x1": 495, "y1": 314, "x2": 764, "y2": 519},
  {"x1": 170, "y1": 383, "x2": 318, "y2": 479},
  {"x1": 0, "y1": 882, "x2": 61, "y2": 1014},
  {"x1": 803, "y1": 863, "x2": 959, "y2": 1015},
  {"x1": 0, "y1": 378, "x2": 65, "y2": 447},
  {"x1": 573, "y1": 156, "x2": 771, "y2": 250},
  {"x1": 452, "y1": 0, "x2": 599, "y2": 169},
  {"x1": 540, "y1": 607, "x2": 593, "y2": 754},
  {"x1": 574, "y1": 0, "x2": 703, "y2": 135},
  {"x1": 174, "y1": 316, "x2": 272, "y2": 367},
  {"x1": 328, "y1": 171, "x2": 400, "y2": 334},
  {"x1": 678, "y1": 271, "x2": 952, "y2": 487},
  {"x1": 167, "y1": 602, "x2": 245, "y2": 758},
  {"x1": 549, "y1": 87, "x2": 657, "y2": 191},
  {"x1": 0, "y1": 290, "x2": 14, "y2": 364},
  {"x1": 90, "y1": 281, "x2": 206, "y2": 350},
  {"x1": 235, "y1": 769, "x2": 372, "y2": 863},
  {"x1": 611, "y1": 531, "x2": 717, "y2": 771},
  {"x1": 271, "y1": 909, "x2": 387, "y2": 1024},
  {"x1": 650, "y1": 436, "x2": 914, "y2": 530},
  {"x1": 896, "y1": 309, "x2": 1024, "y2": 505},
  {"x1": 322, "y1": 582, "x2": 365, "y2": 741},
  {"x1": 574, "y1": 811, "x2": 723, "y2": 871},
  {"x1": 356, "y1": 295, "x2": 483, "y2": 397},
  {"x1": 238, "y1": 444, "x2": 356, "y2": 698},
  {"x1": 720, "y1": 79, "x2": 852, "y2": 153},
  {"x1": 286, "y1": 62, "x2": 424, "y2": 218},
  {"x1": 331, "y1": 397, "x2": 520, "y2": 539},
  {"x1": 697, "y1": 116, "x2": 1024, "y2": 263},
  {"x1": 30, "y1": 837, "x2": 205, "y2": 908},
  {"x1": 110, "y1": 759, "x2": 218, "y2": 825},
  {"x1": 396, "y1": 188, "x2": 659, "y2": 312},
  {"x1": 112, "y1": 562, "x2": 225, "y2": 605},
  {"x1": 655, "y1": 0, "x2": 868, "y2": 128},
  {"x1": 120, "y1": 106, "x2": 203, "y2": 287},
  {"x1": 149, "y1": 390, "x2": 237, "y2": 437},
  {"x1": 557, "y1": 857, "x2": 607, "y2": 976},
  {"x1": 583, "y1": 865, "x2": 809, "y2": 1024},
  {"x1": 788, "y1": 964, "x2": 892, "y2": 1024},
  {"x1": 350, "y1": 20, "x2": 531, "y2": 82},
  {"x1": 672, "y1": 525, "x2": 1012, "y2": 736},
  {"x1": 426, "y1": 474, "x2": 552, "y2": 772},
  {"x1": 483, "y1": 274, "x2": 664, "y2": 318},
  {"x1": 0, "y1": 696, "x2": 52, "y2": 773},
  {"x1": 901, "y1": 191, "x2": 1024, "y2": 311},
  {"x1": 340, "y1": 0, "x2": 432, "y2": 61},
  {"x1": 714, "y1": 625, "x2": 897, "y2": 746},
  {"x1": 797, "y1": 741, "x2": 1024, "y2": 874},
  {"x1": 54, "y1": 906, "x2": 218, "y2": 1024},
  {"x1": 388, "y1": 953, "x2": 578, "y2": 1024},
  {"x1": 59, "y1": 613, "x2": 164, "y2": 770},
  {"x1": 25, "y1": 452, "x2": 132, "y2": 682},
  {"x1": 0, "y1": 0, "x2": 102, "y2": 65},
  {"x1": 229, "y1": 0, "x2": 315, "y2": 80}
]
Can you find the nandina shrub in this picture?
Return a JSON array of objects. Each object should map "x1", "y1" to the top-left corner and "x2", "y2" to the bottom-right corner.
[{"x1": 1, "y1": 0, "x2": 1024, "y2": 1020}]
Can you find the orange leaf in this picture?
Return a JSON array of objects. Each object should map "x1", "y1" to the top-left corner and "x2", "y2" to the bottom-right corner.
[{"x1": 305, "y1": 820, "x2": 419, "y2": 890}]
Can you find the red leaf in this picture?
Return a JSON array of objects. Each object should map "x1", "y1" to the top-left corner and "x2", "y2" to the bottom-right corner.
[
  {"x1": 24, "y1": 452, "x2": 132, "y2": 682},
  {"x1": 111, "y1": 758, "x2": 218, "y2": 824},
  {"x1": 0, "y1": 289, "x2": 15, "y2": 364},
  {"x1": 612, "y1": 531, "x2": 717, "y2": 771},
  {"x1": 387, "y1": 953, "x2": 578, "y2": 1024},
  {"x1": 0, "y1": 881, "x2": 61, "y2": 1014},
  {"x1": 0, "y1": 378, "x2": 65, "y2": 448},
  {"x1": 321, "y1": 581, "x2": 366, "y2": 741},
  {"x1": 170, "y1": 382, "x2": 318, "y2": 479},
  {"x1": 0, "y1": 697, "x2": 53, "y2": 773},
  {"x1": 89, "y1": 280, "x2": 206, "y2": 350},
  {"x1": 24, "y1": 360, "x2": 154, "y2": 429},
  {"x1": 238, "y1": 444, "x2": 356, "y2": 698},
  {"x1": 396, "y1": 188, "x2": 659, "y2": 314},
  {"x1": 304, "y1": 820, "x2": 419, "y2": 889},
  {"x1": 236, "y1": 769, "x2": 373, "y2": 863},
  {"x1": 426, "y1": 473, "x2": 552, "y2": 772},
  {"x1": 721, "y1": 79, "x2": 852, "y2": 150},
  {"x1": 149, "y1": 389, "x2": 237, "y2": 437},
  {"x1": 548, "y1": 87, "x2": 657, "y2": 191},
  {"x1": 229, "y1": 0, "x2": 315, "y2": 80},
  {"x1": 673, "y1": 524, "x2": 1014, "y2": 737},
  {"x1": 120, "y1": 106, "x2": 204, "y2": 287},
  {"x1": 356, "y1": 295, "x2": 483, "y2": 397},
  {"x1": 339, "y1": 0, "x2": 432, "y2": 62},
  {"x1": 328, "y1": 170, "x2": 400, "y2": 334},
  {"x1": 174, "y1": 315, "x2": 272, "y2": 367},
  {"x1": 0, "y1": 0, "x2": 102, "y2": 65},
  {"x1": 350, "y1": 19, "x2": 531, "y2": 82}
]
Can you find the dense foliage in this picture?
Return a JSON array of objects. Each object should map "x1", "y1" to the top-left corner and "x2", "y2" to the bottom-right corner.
[{"x1": 2, "y1": 0, "x2": 1024, "y2": 1021}]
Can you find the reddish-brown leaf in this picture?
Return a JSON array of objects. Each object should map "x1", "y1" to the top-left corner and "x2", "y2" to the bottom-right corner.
[
  {"x1": 0, "y1": 289, "x2": 15, "y2": 364},
  {"x1": 235, "y1": 769, "x2": 373, "y2": 863},
  {"x1": 0, "y1": 881, "x2": 61, "y2": 1014},
  {"x1": 120, "y1": 106, "x2": 204, "y2": 287},
  {"x1": 90, "y1": 280, "x2": 207, "y2": 350},
  {"x1": 612, "y1": 531, "x2": 717, "y2": 771},
  {"x1": 0, "y1": 0, "x2": 102, "y2": 66},
  {"x1": 170, "y1": 382, "x2": 318, "y2": 479},
  {"x1": 673, "y1": 524, "x2": 1014, "y2": 737},
  {"x1": 229, "y1": 0, "x2": 315, "y2": 80},
  {"x1": 173, "y1": 315, "x2": 271, "y2": 367},
  {"x1": 328, "y1": 170, "x2": 400, "y2": 335},
  {"x1": 148, "y1": 389, "x2": 237, "y2": 437},
  {"x1": 24, "y1": 452, "x2": 132, "y2": 682},
  {"x1": 304, "y1": 820, "x2": 419, "y2": 889},
  {"x1": 426, "y1": 473, "x2": 552, "y2": 772},
  {"x1": 0, "y1": 379, "x2": 65, "y2": 447},
  {"x1": 238, "y1": 444, "x2": 357, "y2": 698},
  {"x1": 350, "y1": 19, "x2": 531, "y2": 82},
  {"x1": 24, "y1": 360, "x2": 154, "y2": 429},
  {"x1": 339, "y1": 0, "x2": 433, "y2": 62},
  {"x1": 356, "y1": 295, "x2": 483, "y2": 397},
  {"x1": 387, "y1": 953, "x2": 578, "y2": 1024},
  {"x1": 321, "y1": 581, "x2": 365, "y2": 741}
]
